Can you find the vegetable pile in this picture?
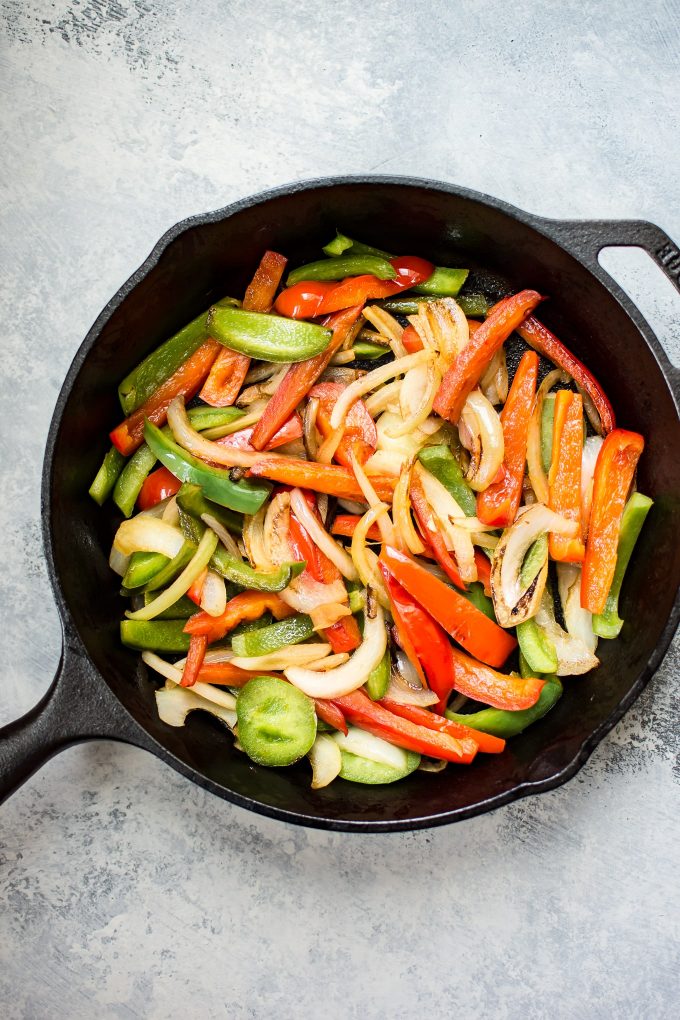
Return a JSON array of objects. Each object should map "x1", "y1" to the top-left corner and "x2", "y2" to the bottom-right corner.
[{"x1": 91, "y1": 233, "x2": 651, "y2": 788}]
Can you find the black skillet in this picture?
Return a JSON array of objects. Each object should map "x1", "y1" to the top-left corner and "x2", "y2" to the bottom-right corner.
[{"x1": 1, "y1": 177, "x2": 679, "y2": 831}]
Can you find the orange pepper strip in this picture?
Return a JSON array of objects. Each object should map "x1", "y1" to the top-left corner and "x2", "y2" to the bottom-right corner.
[
  {"x1": 331, "y1": 514, "x2": 382, "y2": 542},
  {"x1": 324, "y1": 616, "x2": 362, "y2": 654},
  {"x1": 401, "y1": 325, "x2": 424, "y2": 353},
  {"x1": 433, "y1": 290, "x2": 543, "y2": 423},
  {"x1": 195, "y1": 662, "x2": 280, "y2": 684},
  {"x1": 180, "y1": 634, "x2": 209, "y2": 687},
  {"x1": 409, "y1": 470, "x2": 469, "y2": 589},
  {"x1": 250, "y1": 305, "x2": 364, "y2": 451},
  {"x1": 248, "y1": 457, "x2": 396, "y2": 502},
  {"x1": 548, "y1": 390, "x2": 586, "y2": 562},
  {"x1": 110, "y1": 339, "x2": 221, "y2": 456},
  {"x1": 243, "y1": 250, "x2": 288, "y2": 313},
  {"x1": 477, "y1": 350, "x2": 539, "y2": 527},
  {"x1": 314, "y1": 699, "x2": 349, "y2": 735},
  {"x1": 310, "y1": 382, "x2": 377, "y2": 467},
  {"x1": 378, "y1": 699, "x2": 506, "y2": 755},
  {"x1": 331, "y1": 689, "x2": 478, "y2": 763},
  {"x1": 449, "y1": 646, "x2": 544, "y2": 711},
  {"x1": 184, "y1": 592, "x2": 293, "y2": 643},
  {"x1": 581, "y1": 429, "x2": 645, "y2": 614},
  {"x1": 380, "y1": 545, "x2": 517, "y2": 669}
]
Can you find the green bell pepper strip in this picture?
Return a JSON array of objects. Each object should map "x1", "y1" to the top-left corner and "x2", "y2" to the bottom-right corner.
[
  {"x1": 287, "y1": 255, "x2": 396, "y2": 287},
  {"x1": 593, "y1": 492, "x2": 653, "y2": 639},
  {"x1": 207, "y1": 306, "x2": 332, "y2": 363},
  {"x1": 120, "y1": 619, "x2": 191, "y2": 653},
  {"x1": 446, "y1": 679, "x2": 563, "y2": 739},
  {"x1": 142, "y1": 592, "x2": 197, "y2": 619},
  {"x1": 176, "y1": 482, "x2": 243, "y2": 535},
  {"x1": 412, "y1": 267, "x2": 469, "y2": 297},
  {"x1": 144, "y1": 420, "x2": 270, "y2": 514},
  {"x1": 123, "y1": 551, "x2": 170, "y2": 590},
  {"x1": 186, "y1": 406, "x2": 244, "y2": 432},
  {"x1": 236, "y1": 676, "x2": 317, "y2": 767},
  {"x1": 231, "y1": 614, "x2": 314, "y2": 657},
  {"x1": 127, "y1": 529, "x2": 218, "y2": 621},
  {"x1": 348, "y1": 587, "x2": 366, "y2": 614},
  {"x1": 321, "y1": 233, "x2": 468, "y2": 297},
  {"x1": 516, "y1": 534, "x2": 558, "y2": 673},
  {"x1": 380, "y1": 293, "x2": 491, "y2": 318},
  {"x1": 323, "y1": 233, "x2": 388, "y2": 258},
  {"x1": 353, "y1": 340, "x2": 392, "y2": 360},
  {"x1": 117, "y1": 297, "x2": 240, "y2": 415},
  {"x1": 177, "y1": 505, "x2": 305, "y2": 593},
  {"x1": 459, "y1": 581, "x2": 496, "y2": 622},
  {"x1": 113, "y1": 443, "x2": 157, "y2": 518},
  {"x1": 541, "y1": 393, "x2": 556, "y2": 473},
  {"x1": 365, "y1": 649, "x2": 390, "y2": 701},
  {"x1": 417, "y1": 445, "x2": 477, "y2": 516},
  {"x1": 89, "y1": 447, "x2": 126, "y2": 505},
  {"x1": 143, "y1": 540, "x2": 197, "y2": 593}
]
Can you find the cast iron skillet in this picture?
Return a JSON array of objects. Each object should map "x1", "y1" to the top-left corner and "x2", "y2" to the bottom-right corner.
[{"x1": 1, "y1": 177, "x2": 679, "y2": 831}]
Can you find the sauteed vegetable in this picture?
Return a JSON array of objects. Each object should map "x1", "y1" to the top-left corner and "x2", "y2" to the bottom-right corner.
[{"x1": 92, "y1": 236, "x2": 650, "y2": 788}]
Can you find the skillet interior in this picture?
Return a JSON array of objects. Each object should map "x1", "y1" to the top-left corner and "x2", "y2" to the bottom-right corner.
[{"x1": 45, "y1": 180, "x2": 680, "y2": 828}]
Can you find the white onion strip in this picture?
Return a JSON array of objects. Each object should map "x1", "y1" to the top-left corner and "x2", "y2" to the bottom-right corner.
[
  {"x1": 167, "y1": 397, "x2": 258, "y2": 468},
  {"x1": 365, "y1": 379, "x2": 402, "y2": 418},
  {"x1": 201, "y1": 513, "x2": 242, "y2": 560},
  {"x1": 350, "y1": 506, "x2": 391, "y2": 609},
  {"x1": 329, "y1": 350, "x2": 433, "y2": 431},
  {"x1": 126, "y1": 528, "x2": 219, "y2": 622},
  {"x1": 459, "y1": 389, "x2": 504, "y2": 491},
  {"x1": 349, "y1": 450, "x2": 397, "y2": 547},
  {"x1": 231, "y1": 644, "x2": 332, "y2": 672},
  {"x1": 392, "y1": 463, "x2": 425, "y2": 555},
  {"x1": 290, "y1": 488, "x2": 358, "y2": 581},
  {"x1": 114, "y1": 517, "x2": 185, "y2": 558}
]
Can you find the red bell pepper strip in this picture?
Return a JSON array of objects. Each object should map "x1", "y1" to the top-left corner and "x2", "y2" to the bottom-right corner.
[
  {"x1": 250, "y1": 305, "x2": 364, "y2": 450},
  {"x1": 475, "y1": 552, "x2": 492, "y2": 597},
  {"x1": 216, "y1": 414, "x2": 303, "y2": 453},
  {"x1": 110, "y1": 339, "x2": 221, "y2": 456},
  {"x1": 248, "y1": 457, "x2": 396, "y2": 502},
  {"x1": 137, "y1": 465, "x2": 181, "y2": 510},
  {"x1": 409, "y1": 470, "x2": 467, "y2": 589},
  {"x1": 331, "y1": 689, "x2": 478, "y2": 763},
  {"x1": 380, "y1": 545, "x2": 517, "y2": 668},
  {"x1": 199, "y1": 347, "x2": 251, "y2": 407},
  {"x1": 581, "y1": 429, "x2": 645, "y2": 613},
  {"x1": 314, "y1": 256, "x2": 434, "y2": 316},
  {"x1": 331, "y1": 514, "x2": 382, "y2": 542},
  {"x1": 518, "y1": 316, "x2": 616, "y2": 434},
  {"x1": 324, "y1": 616, "x2": 362, "y2": 654},
  {"x1": 310, "y1": 382, "x2": 377, "y2": 467},
  {"x1": 184, "y1": 591, "x2": 294, "y2": 642},
  {"x1": 180, "y1": 634, "x2": 208, "y2": 687},
  {"x1": 382, "y1": 569, "x2": 454, "y2": 710},
  {"x1": 186, "y1": 567, "x2": 208, "y2": 606},
  {"x1": 449, "y1": 646, "x2": 545, "y2": 711},
  {"x1": 401, "y1": 325, "x2": 424, "y2": 353},
  {"x1": 195, "y1": 662, "x2": 280, "y2": 684},
  {"x1": 548, "y1": 390, "x2": 586, "y2": 562},
  {"x1": 314, "y1": 699, "x2": 348, "y2": 735},
  {"x1": 477, "y1": 350, "x2": 539, "y2": 527},
  {"x1": 433, "y1": 290, "x2": 543, "y2": 423},
  {"x1": 274, "y1": 281, "x2": 338, "y2": 319},
  {"x1": 378, "y1": 699, "x2": 506, "y2": 755},
  {"x1": 244, "y1": 250, "x2": 288, "y2": 312}
]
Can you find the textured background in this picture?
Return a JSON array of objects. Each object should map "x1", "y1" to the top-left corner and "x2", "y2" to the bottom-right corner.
[{"x1": 1, "y1": 2, "x2": 679, "y2": 1017}]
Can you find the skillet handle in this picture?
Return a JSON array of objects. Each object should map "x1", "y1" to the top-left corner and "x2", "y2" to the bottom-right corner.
[{"x1": 0, "y1": 632, "x2": 155, "y2": 805}]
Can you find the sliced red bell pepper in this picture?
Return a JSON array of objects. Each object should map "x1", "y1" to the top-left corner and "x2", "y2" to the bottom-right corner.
[
  {"x1": 248, "y1": 457, "x2": 396, "y2": 502},
  {"x1": 195, "y1": 662, "x2": 280, "y2": 684},
  {"x1": 274, "y1": 281, "x2": 338, "y2": 319},
  {"x1": 184, "y1": 591, "x2": 293, "y2": 642},
  {"x1": 216, "y1": 413, "x2": 303, "y2": 453},
  {"x1": 433, "y1": 290, "x2": 543, "y2": 423},
  {"x1": 380, "y1": 545, "x2": 517, "y2": 668},
  {"x1": 180, "y1": 634, "x2": 208, "y2": 687},
  {"x1": 378, "y1": 699, "x2": 506, "y2": 754},
  {"x1": 110, "y1": 339, "x2": 221, "y2": 456},
  {"x1": 518, "y1": 316, "x2": 616, "y2": 434},
  {"x1": 330, "y1": 514, "x2": 382, "y2": 542},
  {"x1": 331, "y1": 689, "x2": 478, "y2": 763},
  {"x1": 186, "y1": 567, "x2": 208, "y2": 606},
  {"x1": 401, "y1": 324, "x2": 424, "y2": 353},
  {"x1": 137, "y1": 465, "x2": 181, "y2": 510},
  {"x1": 382, "y1": 569, "x2": 454, "y2": 710},
  {"x1": 309, "y1": 382, "x2": 377, "y2": 467},
  {"x1": 250, "y1": 305, "x2": 364, "y2": 450},
  {"x1": 288, "y1": 492, "x2": 340, "y2": 585},
  {"x1": 324, "y1": 616, "x2": 362, "y2": 653},
  {"x1": 475, "y1": 552, "x2": 492, "y2": 597},
  {"x1": 314, "y1": 698, "x2": 348, "y2": 735},
  {"x1": 449, "y1": 646, "x2": 544, "y2": 711},
  {"x1": 199, "y1": 347, "x2": 251, "y2": 407},
  {"x1": 314, "y1": 256, "x2": 433, "y2": 316},
  {"x1": 581, "y1": 428, "x2": 644, "y2": 613},
  {"x1": 477, "y1": 350, "x2": 539, "y2": 527},
  {"x1": 409, "y1": 469, "x2": 467, "y2": 589},
  {"x1": 548, "y1": 390, "x2": 586, "y2": 562},
  {"x1": 244, "y1": 250, "x2": 288, "y2": 313}
]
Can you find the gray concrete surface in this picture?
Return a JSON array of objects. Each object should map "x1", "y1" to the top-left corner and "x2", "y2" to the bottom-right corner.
[{"x1": 1, "y1": 1, "x2": 679, "y2": 1017}]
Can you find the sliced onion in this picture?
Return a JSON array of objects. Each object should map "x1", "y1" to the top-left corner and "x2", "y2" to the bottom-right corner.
[
  {"x1": 200, "y1": 569, "x2": 227, "y2": 617},
  {"x1": 201, "y1": 513, "x2": 242, "y2": 560},
  {"x1": 363, "y1": 306, "x2": 405, "y2": 352},
  {"x1": 556, "y1": 563, "x2": 598, "y2": 654},
  {"x1": 392, "y1": 462, "x2": 425, "y2": 555},
  {"x1": 480, "y1": 347, "x2": 508, "y2": 405},
  {"x1": 535, "y1": 585, "x2": 599, "y2": 675},
  {"x1": 315, "y1": 425, "x2": 345, "y2": 466},
  {"x1": 109, "y1": 545, "x2": 130, "y2": 577},
  {"x1": 330, "y1": 350, "x2": 357, "y2": 366},
  {"x1": 302, "y1": 397, "x2": 320, "y2": 459},
  {"x1": 383, "y1": 673, "x2": 439, "y2": 707},
  {"x1": 244, "y1": 361, "x2": 281, "y2": 385},
  {"x1": 202, "y1": 408, "x2": 262, "y2": 440},
  {"x1": 386, "y1": 361, "x2": 440, "y2": 439},
  {"x1": 332, "y1": 725, "x2": 408, "y2": 769},
  {"x1": 459, "y1": 390, "x2": 504, "y2": 491},
  {"x1": 365, "y1": 379, "x2": 403, "y2": 418},
  {"x1": 419, "y1": 297, "x2": 470, "y2": 369},
  {"x1": 290, "y1": 488, "x2": 358, "y2": 581},
  {"x1": 167, "y1": 397, "x2": 257, "y2": 468},
  {"x1": 349, "y1": 450, "x2": 397, "y2": 545},
  {"x1": 580, "y1": 436, "x2": 603, "y2": 539},
  {"x1": 415, "y1": 464, "x2": 477, "y2": 582},
  {"x1": 577, "y1": 383, "x2": 605, "y2": 436},
  {"x1": 329, "y1": 350, "x2": 434, "y2": 431},
  {"x1": 243, "y1": 503, "x2": 272, "y2": 570},
  {"x1": 490, "y1": 504, "x2": 579, "y2": 627},
  {"x1": 308, "y1": 734, "x2": 342, "y2": 789},
  {"x1": 154, "y1": 684, "x2": 237, "y2": 729},
  {"x1": 285, "y1": 603, "x2": 387, "y2": 698},
  {"x1": 263, "y1": 491, "x2": 294, "y2": 565},
  {"x1": 351, "y1": 506, "x2": 391, "y2": 608},
  {"x1": 527, "y1": 369, "x2": 569, "y2": 504},
  {"x1": 309, "y1": 602, "x2": 352, "y2": 630},
  {"x1": 236, "y1": 366, "x2": 290, "y2": 407},
  {"x1": 231, "y1": 643, "x2": 332, "y2": 672},
  {"x1": 127, "y1": 529, "x2": 219, "y2": 622},
  {"x1": 114, "y1": 517, "x2": 185, "y2": 558},
  {"x1": 305, "y1": 652, "x2": 351, "y2": 671},
  {"x1": 161, "y1": 496, "x2": 180, "y2": 526}
]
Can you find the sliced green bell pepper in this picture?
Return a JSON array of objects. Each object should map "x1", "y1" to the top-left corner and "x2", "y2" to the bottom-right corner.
[
  {"x1": 120, "y1": 619, "x2": 191, "y2": 653},
  {"x1": 593, "y1": 492, "x2": 652, "y2": 639},
  {"x1": 516, "y1": 534, "x2": 558, "y2": 673},
  {"x1": 412, "y1": 267, "x2": 469, "y2": 297},
  {"x1": 207, "y1": 306, "x2": 332, "y2": 363},
  {"x1": 417, "y1": 445, "x2": 477, "y2": 516},
  {"x1": 321, "y1": 233, "x2": 468, "y2": 297},
  {"x1": 237, "y1": 676, "x2": 317, "y2": 766},
  {"x1": 365, "y1": 649, "x2": 390, "y2": 701},
  {"x1": 231, "y1": 614, "x2": 314, "y2": 657},
  {"x1": 323, "y1": 233, "x2": 388, "y2": 258},
  {"x1": 113, "y1": 443, "x2": 157, "y2": 518},
  {"x1": 187, "y1": 406, "x2": 244, "y2": 432},
  {"x1": 459, "y1": 581, "x2": 496, "y2": 622},
  {"x1": 143, "y1": 592, "x2": 197, "y2": 619},
  {"x1": 380, "y1": 293, "x2": 491, "y2": 318},
  {"x1": 446, "y1": 679, "x2": 563, "y2": 738},
  {"x1": 541, "y1": 392, "x2": 556, "y2": 473},
  {"x1": 353, "y1": 340, "x2": 392, "y2": 360},
  {"x1": 89, "y1": 446, "x2": 126, "y2": 505},
  {"x1": 143, "y1": 540, "x2": 197, "y2": 593},
  {"x1": 123, "y1": 551, "x2": 170, "y2": 590},
  {"x1": 287, "y1": 255, "x2": 396, "y2": 287},
  {"x1": 144, "y1": 420, "x2": 270, "y2": 514},
  {"x1": 176, "y1": 483, "x2": 243, "y2": 535}
]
